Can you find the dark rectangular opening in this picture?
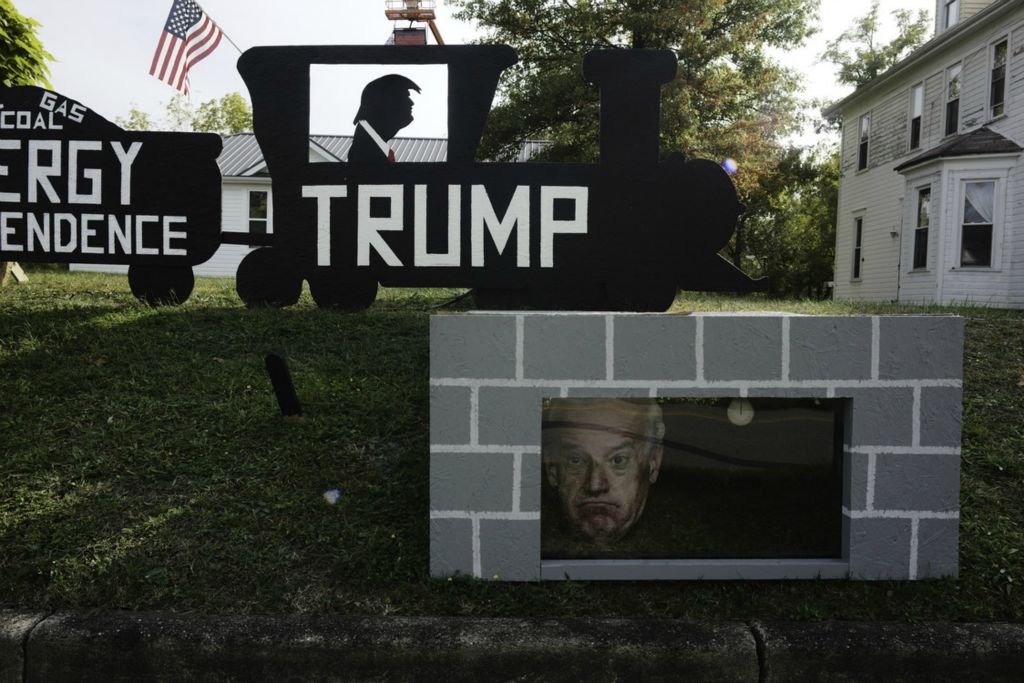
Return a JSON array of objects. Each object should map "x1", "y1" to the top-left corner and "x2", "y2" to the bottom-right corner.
[
  {"x1": 540, "y1": 397, "x2": 845, "y2": 560},
  {"x1": 945, "y1": 99, "x2": 959, "y2": 136}
]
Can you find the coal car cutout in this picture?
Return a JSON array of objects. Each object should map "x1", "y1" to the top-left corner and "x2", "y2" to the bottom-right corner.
[
  {"x1": 0, "y1": 87, "x2": 222, "y2": 305},
  {"x1": 236, "y1": 45, "x2": 764, "y2": 312}
]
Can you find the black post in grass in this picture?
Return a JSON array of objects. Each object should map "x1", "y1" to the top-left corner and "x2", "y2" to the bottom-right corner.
[{"x1": 265, "y1": 352, "x2": 303, "y2": 417}]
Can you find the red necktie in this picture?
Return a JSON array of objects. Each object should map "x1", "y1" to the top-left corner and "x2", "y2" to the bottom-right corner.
[{"x1": 387, "y1": 148, "x2": 396, "y2": 163}]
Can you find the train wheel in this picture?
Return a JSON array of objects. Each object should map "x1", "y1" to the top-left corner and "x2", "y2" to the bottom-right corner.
[
  {"x1": 307, "y1": 271, "x2": 377, "y2": 311},
  {"x1": 605, "y1": 277, "x2": 677, "y2": 312},
  {"x1": 236, "y1": 247, "x2": 301, "y2": 308},
  {"x1": 128, "y1": 265, "x2": 195, "y2": 306}
]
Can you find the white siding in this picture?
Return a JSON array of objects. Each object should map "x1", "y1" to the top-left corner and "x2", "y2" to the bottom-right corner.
[
  {"x1": 835, "y1": 3, "x2": 1024, "y2": 308},
  {"x1": 963, "y1": 1, "x2": 999, "y2": 23},
  {"x1": 959, "y1": 46, "x2": 988, "y2": 130}
]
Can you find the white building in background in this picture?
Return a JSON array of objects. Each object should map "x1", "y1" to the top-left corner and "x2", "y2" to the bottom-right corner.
[
  {"x1": 72, "y1": 134, "x2": 543, "y2": 280},
  {"x1": 825, "y1": 0, "x2": 1024, "y2": 307}
]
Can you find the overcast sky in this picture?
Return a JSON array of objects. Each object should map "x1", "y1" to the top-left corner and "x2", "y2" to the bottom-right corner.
[{"x1": 22, "y1": 0, "x2": 935, "y2": 145}]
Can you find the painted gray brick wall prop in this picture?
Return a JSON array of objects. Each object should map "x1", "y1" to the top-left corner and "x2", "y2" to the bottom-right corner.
[
  {"x1": 430, "y1": 313, "x2": 963, "y2": 582},
  {"x1": 480, "y1": 520, "x2": 541, "y2": 581},
  {"x1": 519, "y1": 452, "x2": 542, "y2": 513},
  {"x1": 916, "y1": 519, "x2": 960, "y2": 578},
  {"x1": 430, "y1": 518, "x2": 474, "y2": 577},
  {"x1": 848, "y1": 518, "x2": 913, "y2": 580},
  {"x1": 703, "y1": 316, "x2": 782, "y2": 381},
  {"x1": 844, "y1": 451, "x2": 870, "y2": 510},
  {"x1": 477, "y1": 386, "x2": 553, "y2": 446},
  {"x1": 838, "y1": 387, "x2": 915, "y2": 447},
  {"x1": 613, "y1": 315, "x2": 696, "y2": 380},
  {"x1": 430, "y1": 315, "x2": 518, "y2": 379},
  {"x1": 789, "y1": 317, "x2": 873, "y2": 380},
  {"x1": 523, "y1": 316, "x2": 606, "y2": 380},
  {"x1": 878, "y1": 316, "x2": 965, "y2": 380},
  {"x1": 430, "y1": 386, "x2": 471, "y2": 445},
  {"x1": 919, "y1": 387, "x2": 964, "y2": 448},
  {"x1": 872, "y1": 453, "x2": 960, "y2": 512},
  {"x1": 430, "y1": 453, "x2": 514, "y2": 512}
]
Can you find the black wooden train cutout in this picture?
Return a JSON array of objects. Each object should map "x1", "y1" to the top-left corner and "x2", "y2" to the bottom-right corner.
[{"x1": 0, "y1": 46, "x2": 765, "y2": 311}]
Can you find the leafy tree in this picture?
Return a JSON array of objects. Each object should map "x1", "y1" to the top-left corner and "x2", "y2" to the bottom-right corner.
[
  {"x1": 1, "y1": 1, "x2": 54, "y2": 285},
  {"x1": 738, "y1": 146, "x2": 838, "y2": 298},
  {"x1": 115, "y1": 106, "x2": 155, "y2": 131},
  {"x1": 116, "y1": 92, "x2": 252, "y2": 134},
  {"x1": 821, "y1": 1, "x2": 930, "y2": 88},
  {"x1": 0, "y1": 0, "x2": 53, "y2": 88},
  {"x1": 451, "y1": 0, "x2": 818, "y2": 166},
  {"x1": 191, "y1": 92, "x2": 253, "y2": 135},
  {"x1": 165, "y1": 94, "x2": 196, "y2": 132}
]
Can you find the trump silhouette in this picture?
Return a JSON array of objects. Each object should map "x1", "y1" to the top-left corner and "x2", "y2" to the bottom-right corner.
[{"x1": 348, "y1": 74, "x2": 421, "y2": 164}]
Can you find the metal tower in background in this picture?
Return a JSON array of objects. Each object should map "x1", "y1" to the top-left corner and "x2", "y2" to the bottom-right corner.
[{"x1": 385, "y1": 0, "x2": 444, "y2": 45}]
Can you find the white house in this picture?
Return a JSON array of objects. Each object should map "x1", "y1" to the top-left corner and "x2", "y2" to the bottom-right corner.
[
  {"x1": 825, "y1": 0, "x2": 1024, "y2": 307},
  {"x1": 73, "y1": 134, "x2": 542, "y2": 280}
]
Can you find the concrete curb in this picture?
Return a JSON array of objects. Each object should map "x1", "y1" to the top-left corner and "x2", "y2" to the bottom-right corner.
[
  {"x1": 2, "y1": 610, "x2": 1023, "y2": 682},
  {"x1": 757, "y1": 621, "x2": 1024, "y2": 682},
  {"x1": 0, "y1": 611, "x2": 46, "y2": 683}
]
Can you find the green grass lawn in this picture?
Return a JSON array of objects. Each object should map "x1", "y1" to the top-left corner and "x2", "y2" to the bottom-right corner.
[{"x1": 1, "y1": 271, "x2": 1023, "y2": 620}]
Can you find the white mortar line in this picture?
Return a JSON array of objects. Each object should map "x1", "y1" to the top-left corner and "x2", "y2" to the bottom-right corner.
[
  {"x1": 841, "y1": 507, "x2": 959, "y2": 520},
  {"x1": 512, "y1": 451, "x2": 522, "y2": 513},
  {"x1": 469, "y1": 386, "x2": 480, "y2": 446},
  {"x1": 605, "y1": 315, "x2": 615, "y2": 380},
  {"x1": 472, "y1": 517, "x2": 481, "y2": 578},
  {"x1": 866, "y1": 452, "x2": 877, "y2": 511},
  {"x1": 847, "y1": 446, "x2": 960, "y2": 456},
  {"x1": 515, "y1": 315, "x2": 525, "y2": 380},
  {"x1": 695, "y1": 316, "x2": 705, "y2": 383},
  {"x1": 871, "y1": 316, "x2": 880, "y2": 380},
  {"x1": 912, "y1": 386, "x2": 922, "y2": 448},
  {"x1": 431, "y1": 445, "x2": 541, "y2": 454},
  {"x1": 909, "y1": 518, "x2": 920, "y2": 580},
  {"x1": 431, "y1": 510, "x2": 541, "y2": 520},
  {"x1": 781, "y1": 316, "x2": 791, "y2": 381},
  {"x1": 430, "y1": 378, "x2": 961, "y2": 389}
]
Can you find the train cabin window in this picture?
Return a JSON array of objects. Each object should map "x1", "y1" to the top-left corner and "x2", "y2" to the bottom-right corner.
[{"x1": 308, "y1": 64, "x2": 448, "y2": 163}]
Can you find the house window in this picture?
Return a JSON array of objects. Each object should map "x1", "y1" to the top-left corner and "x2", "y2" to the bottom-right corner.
[
  {"x1": 960, "y1": 181, "x2": 994, "y2": 267},
  {"x1": 852, "y1": 217, "x2": 863, "y2": 280},
  {"x1": 945, "y1": 63, "x2": 961, "y2": 136},
  {"x1": 913, "y1": 188, "x2": 930, "y2": 269},
  {"x1": 858, "y1": 114, "x2": 870, "y2": 170},
  {"x1": 943, "y1": 0, "x2": 959, "y2": 30},
  {"x1": 249, "y1": 190, "x2": 270, "y2": 235},
  {"x1": 991, "y1": 39, "x2": 1008, "y2": 118},
  {"x1": 910, "y1": 83, "x2": 924, "y2": 150}
]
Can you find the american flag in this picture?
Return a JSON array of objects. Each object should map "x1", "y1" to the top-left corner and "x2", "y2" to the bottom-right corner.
[{"x1": 149, "y1": 0, "x2": 224, "y2": 95}]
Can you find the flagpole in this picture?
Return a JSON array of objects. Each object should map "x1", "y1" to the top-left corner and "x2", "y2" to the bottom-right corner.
[{"x1": 193, "y1": 0, "x2": 243, "y2": 54}]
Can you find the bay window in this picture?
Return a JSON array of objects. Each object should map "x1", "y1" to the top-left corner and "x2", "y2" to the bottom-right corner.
[{"x1": 960, "y1": 181, "x2": 994, "y2": 267}]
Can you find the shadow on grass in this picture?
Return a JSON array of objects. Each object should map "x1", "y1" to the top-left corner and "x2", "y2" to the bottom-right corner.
[{"x1": 1, "y1": 281, "x2": 1022, "y2": 620}]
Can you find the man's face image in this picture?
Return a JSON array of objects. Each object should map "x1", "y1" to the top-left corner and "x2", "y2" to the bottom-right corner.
[{"x1": 543, "y1": 400, "x2": 663, "y2": 546}]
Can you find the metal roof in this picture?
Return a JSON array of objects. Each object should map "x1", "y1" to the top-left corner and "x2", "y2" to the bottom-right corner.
[
  {"x1": 217, "y1": 134, "x2": 547, "y2": 176},
  {"x1": 894, "y1": 127, "x2": 1023, "y2": 172}
]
